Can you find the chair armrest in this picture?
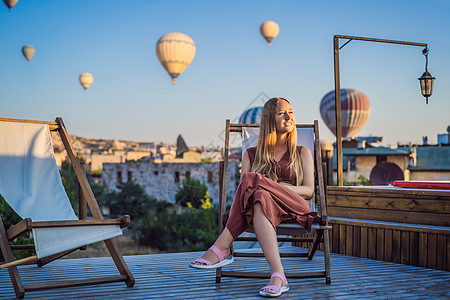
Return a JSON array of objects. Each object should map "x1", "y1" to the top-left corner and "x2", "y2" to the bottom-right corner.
[
  {"x1": 7, "y1": 218, "x2": 32, "y2": 241},
  {"x1": 31, "y1": 215, "x2": 131, "y2": 229}
]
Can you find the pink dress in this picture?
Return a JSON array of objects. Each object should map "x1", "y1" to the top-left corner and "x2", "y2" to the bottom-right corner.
[{"x1": 226, "y1": 146, "x2": 318, "y2": 238}]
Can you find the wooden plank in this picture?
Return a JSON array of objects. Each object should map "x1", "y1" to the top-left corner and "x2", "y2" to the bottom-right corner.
[
  {"x1": 345, "y1": 225, "x2": 353, "y2": 256},
  {"x1": 367, "y1": 227, "x2": 376, "y2": 260},
  {"x1": 447, "y1": 235, "x2": 450, "y2": 271},
  {"x1": 328, "y1": 207, "x2": 450, "y2": 226},
  {"x1": 418, "y1": 232, "x2": 428, "y2": 267},
  {"x1": 23, "y1": 275, "x2": 127, "y2": 292},
  {"x1": 384, "y1": 229, "x2": 393, "y2": 262},
  {"x1": 327, "y1": 186, "x2": 450, "y2": 198},
  {"x1": 327, "y1": 195, "x2": 449, "y2": 214},
  {"x1": 427, "y1": 233, "x2": 437, "y2": 269},
  {"x1": 332, "y1": 223, "x2": 339, "y2": 253},
  {"x1": 409, "y1": 232, "x2": 419, "y2": 267},
  {"x1": 400, "y1": 231, "x2": 410, "y2": 265},
  {"x1": 339, "y1": 224, "x2": 346, "y2": 254},
  {"x1": 353, "y1": 226, "x2": 361, "y2": 257},
  {"x1": 330, "y1": 218, "x2": 450, "y2": 235},
  {"x1": 436, "y1": 235, "x2": 447, "y2": 270},
  {"x1": 360, "y1": 226, "x2": 368, "y2": 258},
  {"x1": 376, "y1": 228, "x2": 384, "y2": 261},
  {"x1": 392, "y1": 230, "x2": 401, "y2": 263}
]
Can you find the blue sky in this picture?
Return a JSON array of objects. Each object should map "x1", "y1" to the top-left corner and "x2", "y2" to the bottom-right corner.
[{"x1": 1, "y1": 0, "x2": 449, "y2": 148}]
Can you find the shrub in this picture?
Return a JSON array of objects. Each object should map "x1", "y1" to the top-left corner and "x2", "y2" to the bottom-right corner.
[
  {"x1": 175, "y1": 177, "x2": 209, "y2": 209},
  {"x1": 104, "y1": 181, "x2": 167, "y2": 230},
  {"x1": 0, "y1": 195, "x2": 34, "y2": 260},
  {"x1": 136, "y1": 206, "x2": 218, "y2": 252}
]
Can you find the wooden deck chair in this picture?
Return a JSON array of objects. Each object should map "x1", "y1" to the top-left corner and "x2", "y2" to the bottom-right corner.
[
  {"x1": 216, "y1": 119, "x2": 331, "y2": 283},
  {"x1": 0, "y1": 117, "x2": 134, "y2": 299}
]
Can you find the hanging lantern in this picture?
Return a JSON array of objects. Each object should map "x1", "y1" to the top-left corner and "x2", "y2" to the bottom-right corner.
[{"x1": 418, "y1": 47, "x2": 435, "y2": 104}]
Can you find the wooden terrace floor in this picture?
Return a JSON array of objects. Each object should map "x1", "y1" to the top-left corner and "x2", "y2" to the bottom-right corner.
[{"x1": 0, "y1": 247, "x2": 449, "y2": 299}]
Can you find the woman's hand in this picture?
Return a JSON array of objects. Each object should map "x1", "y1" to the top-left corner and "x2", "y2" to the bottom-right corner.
[
  {"x1": 278, "y1": 181, "x2": 313, "y2": 199},
  {"x1": 277, "y1": 147, "x2": 315, "y2": 199}
]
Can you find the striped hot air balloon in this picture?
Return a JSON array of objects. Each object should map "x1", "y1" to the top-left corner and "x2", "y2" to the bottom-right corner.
[
  {"x1": 239, "y1": 106, "x2": 263, "y2": 124},
  {"x1": 3, "y1": 0, "x2": 19, "y2": 11},
  {"x1": 260, "y1": 21, "x2": 279, "y2": 46},
  {"x1": 320, "y1": 89, "x2": 371, "y2": 138},
  {"x1": 155, "y1": 32, "x2": 196, "y2": 85}
]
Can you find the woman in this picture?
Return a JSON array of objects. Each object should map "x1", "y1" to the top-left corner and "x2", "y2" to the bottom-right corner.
[{"x1": 190, "y1": 97, "x2": 317, "y2": 297}]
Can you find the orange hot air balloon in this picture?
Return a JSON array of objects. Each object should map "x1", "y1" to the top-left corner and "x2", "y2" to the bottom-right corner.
[
  {"x1": 3, "y1": 0, "x2": 18, "y2": 11},
  {"x1": 155, "y1": 32, "x2": 196, "y2": 85},
  {"x1": 79, "y1": 73, "x2": 94, "y2": 90},
  {"x1": 320, "y1": 89, "x2": 371, "y2": 138},
  {"x1": 21, "y1": 45, "x2": 35, "y2": 62},
  {"x1": 260, "y1": 21, "x2": 279, "y2": 45}
]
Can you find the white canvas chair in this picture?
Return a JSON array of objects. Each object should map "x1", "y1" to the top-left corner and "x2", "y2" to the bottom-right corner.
[
  {"x1": 216, "y1": 119, "x2": 331, "y2": 283},
  {"x1": 0, "y1": 117, "x2": 134, "y2": 298}
]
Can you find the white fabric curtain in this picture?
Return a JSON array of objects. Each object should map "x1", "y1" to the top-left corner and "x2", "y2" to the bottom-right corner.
[{"x1": 0, "y1": 121, "x2": 121, "y2": 258}]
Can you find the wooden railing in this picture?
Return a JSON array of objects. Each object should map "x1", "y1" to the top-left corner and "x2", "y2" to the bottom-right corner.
[{"x1": 296, "y1": 186, "x2": 450, "y2": 271}]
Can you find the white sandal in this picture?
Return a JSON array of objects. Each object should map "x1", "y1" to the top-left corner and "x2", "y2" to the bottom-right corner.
[{"x1": 259, "y1": 272, "x2": 289, "y2": 297}]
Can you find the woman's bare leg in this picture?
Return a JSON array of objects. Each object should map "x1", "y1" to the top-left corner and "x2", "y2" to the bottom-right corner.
[
  {"x1": 253, "y1": 202, "x2": 285, "y2": 292},
  {"x1": 191, "y1": 227, "x2": 234, "y2": 265}
]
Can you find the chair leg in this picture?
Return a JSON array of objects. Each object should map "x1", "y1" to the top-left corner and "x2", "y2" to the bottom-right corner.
[
  {"x1": 216, "y1": 267, "x2": 222, "y2": 283},
  {"x1": 103, "y1": 239, "x2": 135, "y2": 287},
  {"x1": 0, "y1": 218, "x2": 25, "y2": 298},
  {"x1": 37, "y1": 248, "x2": 80, "y2": 267},
  {"x1": 308, "y1": 230, "x2": 323, "y2": 260},
  {"x1": 323, "y1": 229, "x2": 332, "y2": 284}
]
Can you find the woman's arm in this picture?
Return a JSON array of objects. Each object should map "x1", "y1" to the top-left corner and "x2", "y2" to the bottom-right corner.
[
  {"x1": 241, "y1": 150, "x2": 251, "y2": 179},
  {"x1": 279, "y1": 147, "x2": 315, "y2": 199}
]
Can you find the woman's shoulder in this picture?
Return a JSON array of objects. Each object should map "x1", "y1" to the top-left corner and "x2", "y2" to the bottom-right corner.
[{"x1": 297, "y1": 145, "x2": 313, "y2": 160}]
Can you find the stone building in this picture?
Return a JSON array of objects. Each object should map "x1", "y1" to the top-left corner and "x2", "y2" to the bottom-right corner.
[{"x1": 102, "y1": 160, "x2": 240, "y2": 205}]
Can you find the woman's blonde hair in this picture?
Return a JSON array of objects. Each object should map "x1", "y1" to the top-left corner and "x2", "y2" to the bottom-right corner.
[{"x1": 251, "y1": 97, "x2": 303, "y2": 185}]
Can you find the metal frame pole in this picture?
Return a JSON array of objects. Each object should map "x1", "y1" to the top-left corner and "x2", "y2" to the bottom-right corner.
[{"x1": 333, "y1": 35, "x2": 427, "y2": 186}]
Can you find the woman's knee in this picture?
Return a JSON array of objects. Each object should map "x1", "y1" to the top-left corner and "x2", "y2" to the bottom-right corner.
[{"x1": 253, "y1": 202, "x2": 263, "y2": 215}]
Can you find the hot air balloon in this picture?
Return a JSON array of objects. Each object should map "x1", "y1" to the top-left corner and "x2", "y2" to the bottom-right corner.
[
  {"x1": 239, "y1": 106, "x2": 263, "y2": 124},
  {"x1": 260, "y1": 21, "x2": 279, "y2": 46},
  {"x1": 21, "y1": 45, "x2": 35, "y2": 62},
  {"x1": 320, "y1": 89, "x2": 371, "y2": 138},
  {"x1": 79, "y1": 73, "x2": 93, "y2": 90},
  {"x1": 155, "y1": 32, "x2": 196, "y2": 85},
  {"x1": 3, "y1": 0, "x2": 18, "y2": 11}
]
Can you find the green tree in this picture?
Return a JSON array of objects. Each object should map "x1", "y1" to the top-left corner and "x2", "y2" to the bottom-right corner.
[
  {"x1": 137, "y1": 206, "x2": 218, "y2": 252},
  {"x1": 60, "y1": 159, "x2": 78, "y2": 209},
  {"x1": 106, "y1": 181, "x2": 166, "y2": 224},
  {"x1": 0, "y1": 195, "x2": 34, "y2": 260},
  {"x1": 175, "y1": 177, "x2": 208, "y2": 209}
]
